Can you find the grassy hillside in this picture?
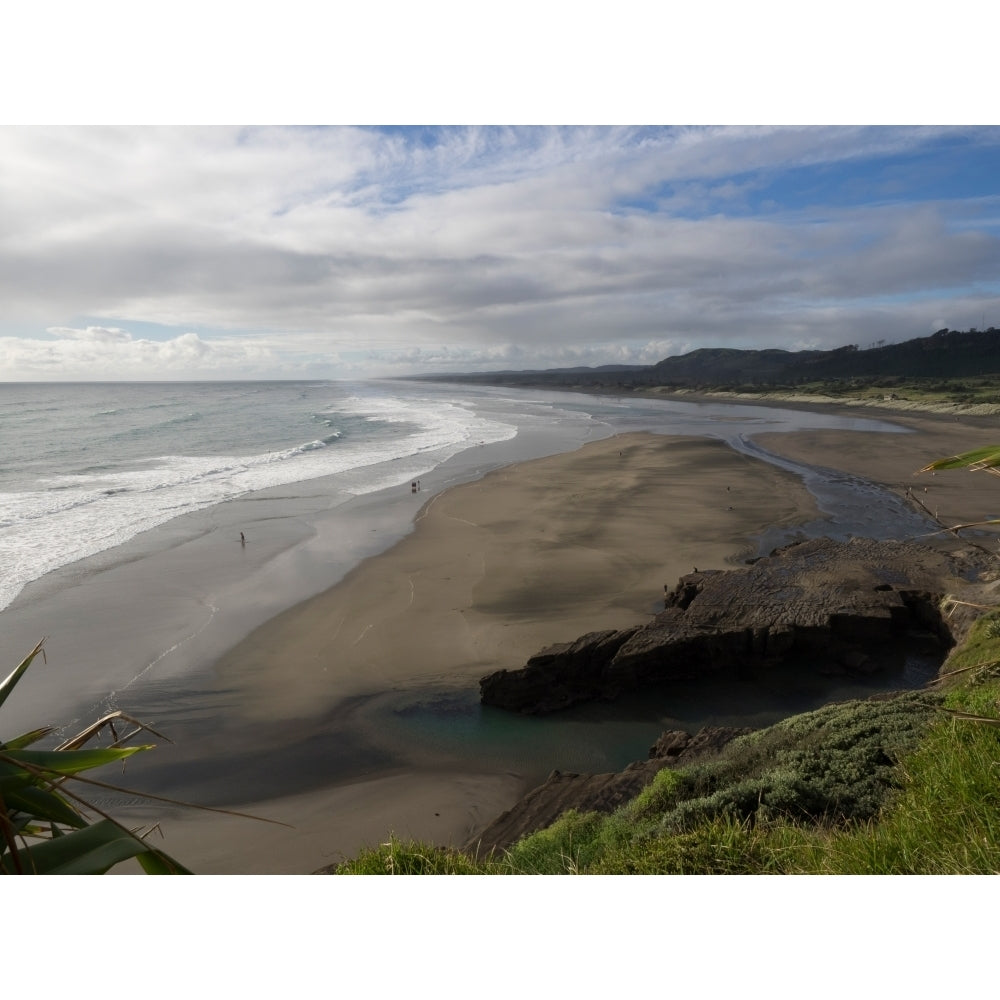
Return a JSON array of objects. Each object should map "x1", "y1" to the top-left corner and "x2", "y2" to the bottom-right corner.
[
  {"x1": 328, "y1": 608, "x2": 1000, "y2": 875},
  {"x1": 668, "y1": 374, "x2": 1000, "y2": 414}
]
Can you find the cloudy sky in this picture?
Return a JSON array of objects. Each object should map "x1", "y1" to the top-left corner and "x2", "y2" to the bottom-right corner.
[{"x1": 2, "y1": 125, "x2": 998, "y2": 381}]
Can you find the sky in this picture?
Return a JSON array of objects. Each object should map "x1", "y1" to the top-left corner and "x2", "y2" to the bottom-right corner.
[{"x1": 2, "y1": 124, "x2": 998, "y2": 381}]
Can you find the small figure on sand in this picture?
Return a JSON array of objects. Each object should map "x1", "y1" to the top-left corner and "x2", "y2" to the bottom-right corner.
[{"x1": 240, "y1": 531, "x2": 246, "y2": 546}]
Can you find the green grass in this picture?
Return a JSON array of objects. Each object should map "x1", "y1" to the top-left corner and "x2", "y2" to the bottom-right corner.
[
  {"x1": 686, "y1": 374, "x2": 1000, "y2": 412},
  {"x1": 331, "y1": 837, "x2": 486, "y2": 874},
  {"x1": 733, "y1": 374, "x2": 1000, "y2": 410}
]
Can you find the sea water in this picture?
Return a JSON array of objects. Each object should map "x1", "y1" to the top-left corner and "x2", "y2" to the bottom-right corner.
[
  {"x1": 0, "y1": 378, "x2": 926, "y2": 616},
  {"x1": 0, "y1": 380, "x2": 530, "y2": 613}
]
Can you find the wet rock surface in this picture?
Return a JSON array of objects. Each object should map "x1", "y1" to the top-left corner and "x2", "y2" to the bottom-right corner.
[{"x1": 480, "y1": 537, "x2": 987, "y2": 715}]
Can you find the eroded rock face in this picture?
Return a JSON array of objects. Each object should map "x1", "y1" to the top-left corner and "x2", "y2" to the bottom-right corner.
[
  {"x1": 480, "y1": 537, "x2": 985, "y2": 715},
  {"x1": 478, "y1": 627, "x2": 642, "y2": 714}
]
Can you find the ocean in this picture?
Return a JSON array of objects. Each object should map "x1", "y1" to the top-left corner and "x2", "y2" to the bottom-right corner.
[
  {"x1": 0, "y1": 380, "x2": 528, "y2": 613},
  {"x1": 0, "y1": 379, "x2": 924, "y2": 617}
]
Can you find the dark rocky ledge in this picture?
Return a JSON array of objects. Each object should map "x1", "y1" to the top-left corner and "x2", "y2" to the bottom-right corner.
[{"x1": 480, "y1": 537, "x2": 989, "y2": 715}]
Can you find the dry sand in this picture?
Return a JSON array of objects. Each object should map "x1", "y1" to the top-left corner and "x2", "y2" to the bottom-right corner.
[{"x1": 154, "y1": 414, "x2": 1000, "y2": 873}]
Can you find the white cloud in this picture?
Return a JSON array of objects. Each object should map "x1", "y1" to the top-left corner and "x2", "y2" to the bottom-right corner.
[
  {"x1": 47, "y1": 326, "x2": 133, "y2": 343},
  {"x1": 1, "y1": 329, "x2": 290, "y2": 381},
  {"x1": 0, "y1": 126, "x2": 997, "y2": 380}
]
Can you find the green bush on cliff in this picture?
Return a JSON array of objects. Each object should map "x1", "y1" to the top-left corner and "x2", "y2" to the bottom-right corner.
[
  {"x1": 599, "y1": 616, "x2": 1000, "y2": 875},
  {"x1": 517, "y1": 674, "x2": 998, "y2": 874},
  {"x1": 503, "y1": 810, "x2": 607, "y2": 874},
  {"x1": 656, "y1": 692, "x2": 940, "y2": 830},
  {"x1": 801, "y1": 716, "x2": 1000, "y2": 873},
  {"x1": 588, "y1": 815, "x2": 786, "y2": 875},
  {"x1": 331, "y1": 836, "x2": 483, "y2": 874},
  {"x1": 623, "y1": 767, "x2": 685, "y2": 820}
]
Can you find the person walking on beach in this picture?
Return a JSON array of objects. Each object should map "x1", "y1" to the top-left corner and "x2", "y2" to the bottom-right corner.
[{"x1": 240, "y1": 531, "x2": 246, "y2": 546}]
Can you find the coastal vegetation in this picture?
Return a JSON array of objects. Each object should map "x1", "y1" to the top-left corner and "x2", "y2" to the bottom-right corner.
[
  {"x1": 676, "y1": 374, "x2": 1000, "y2": 414},
  {"x1": 0, "y1": 640, "x2": 191, "y2": 874}
]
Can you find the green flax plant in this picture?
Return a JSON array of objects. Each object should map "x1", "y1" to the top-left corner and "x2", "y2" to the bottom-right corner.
[
  {"x1": 920, "y1": 444, "x2": 1000, "y2": 724},
  {"x1": 919, "y1": 445, "x2": 1000, "y2": 536},
  {"x1": 921, "y1": 444, "x2": 1000, "y2": 478},
  {"x1": 1, "y1": 640, "x2": 192, "y2": 874}
]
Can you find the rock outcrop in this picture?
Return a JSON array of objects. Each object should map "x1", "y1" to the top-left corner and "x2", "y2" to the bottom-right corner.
[
  {"x1": 466, "y1": 726, "x2": 750, "y2": 858},
  {"x1": 480, "y1": 537, "x2": 987, "y2": 715}
]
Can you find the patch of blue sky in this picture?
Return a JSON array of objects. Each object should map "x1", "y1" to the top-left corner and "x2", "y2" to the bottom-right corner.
[
  {"x1": 614, "y1": 129, "x2": 1000, "y2": 220},
  {"x1": 362, "y1": 124, "x2": 443, "y2": 146},
  {"x1": 67, "y1": 318, "x2": 267, "y2": 343},
  {"x1": 349, "y1": 127, "x2": 451, "y2": 208},
  {"x1": 854, "y1": 287, "x2": 997, "y2": 307},
  {"x1": 356, "y1": 126, "x2": 680, "y2": 209}
]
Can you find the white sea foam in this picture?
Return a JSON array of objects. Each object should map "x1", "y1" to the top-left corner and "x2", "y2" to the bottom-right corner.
[
  {"x1": 0, "y1": 379, "x2": 910, "y2": 615},
  {"x1": 0, "y1": 382, "x2": 518, "y2": 612}
]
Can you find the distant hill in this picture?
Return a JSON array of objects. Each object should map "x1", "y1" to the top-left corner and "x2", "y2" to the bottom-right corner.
[{"x1": 413, "y1": 328, "x2": 1000, "y2": 390}]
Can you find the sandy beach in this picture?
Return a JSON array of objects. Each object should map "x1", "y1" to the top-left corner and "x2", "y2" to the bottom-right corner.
[{"x1": 135, "y1": 407, "x2": 1000, "y2": 873}]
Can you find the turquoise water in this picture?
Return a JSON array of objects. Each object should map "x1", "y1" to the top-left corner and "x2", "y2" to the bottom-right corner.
[{"x1": 379, "y1": 647, "x2": 945, "y2": 786}]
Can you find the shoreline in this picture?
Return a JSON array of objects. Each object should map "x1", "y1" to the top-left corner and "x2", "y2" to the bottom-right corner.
[
  {"x1": 11, "y1": 390, "x2": 1000, "y2": 873},
  {"x1": 0, "y1": 408, "x2": 610, "y2": 728}
]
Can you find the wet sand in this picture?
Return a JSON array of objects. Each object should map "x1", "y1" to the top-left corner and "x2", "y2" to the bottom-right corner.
[
  {"x1": 213, "y1": 434, "x2": 818, "y2": 720},
  {"x1": 122, "y1": 410, "x2": 1000, "y2": 872},
  {"x1": 754, "y1": 408, "x2": 1000, "y2": 536}
]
